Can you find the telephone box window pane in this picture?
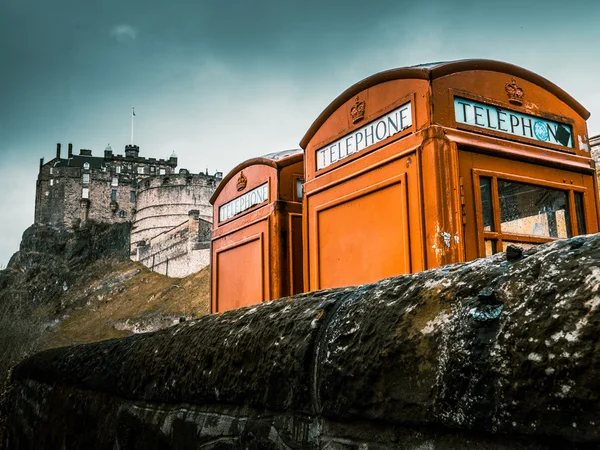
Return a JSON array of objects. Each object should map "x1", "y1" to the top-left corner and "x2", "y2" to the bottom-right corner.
[
  {"x1": 575, "y1": 192, "x2": 586, "y2": 235},
  {"x1": 484, "y1": 239, "x2": 497, "y2": 257},
  {"x1": 480, "y1": 177, "x2": 494, "y2": 231},
  {"x1": 296, "y1": 179, "x2": 304, "y2": 199},
  {"x1": 498, "y1": 180, "x2": 571, "y2": 238}
]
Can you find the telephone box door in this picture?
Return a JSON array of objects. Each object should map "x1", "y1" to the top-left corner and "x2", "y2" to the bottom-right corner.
[{"x1": 459, "y1": 149, "x2": 597, "y2": 260}]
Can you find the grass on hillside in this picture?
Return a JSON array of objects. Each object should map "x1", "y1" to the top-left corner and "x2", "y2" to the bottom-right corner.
[{"x1": 42, "y1": 259, "x2": 211, "y2": 349}]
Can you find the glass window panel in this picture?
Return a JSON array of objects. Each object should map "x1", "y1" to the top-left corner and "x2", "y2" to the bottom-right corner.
[
  {"x1": 484, "y1": 239, "x2": 497, "y2": 257},
  {"x1": 296, "y1": 179, "x2": 304, "y2": 200},
  {"x1": 498, "y1": 180, "x2": 571, "y2": 238},
  {"x1": 480, "y1": 177, "x2": 494, "y2": 231},
  {"x1": 575, "y1": 192, "x2": 586, "y2": 235}
]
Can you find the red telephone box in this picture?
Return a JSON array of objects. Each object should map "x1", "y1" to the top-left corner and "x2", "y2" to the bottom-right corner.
[
  {"x1": 300, "y1": 59, "x2": 599, "y2": 292},
  {"x1": 210, "y1": 150, "x2": 304, "y2": 312}
]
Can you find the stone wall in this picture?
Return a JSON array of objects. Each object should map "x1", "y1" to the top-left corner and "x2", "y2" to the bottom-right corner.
[
  {"x1": 4, "y1": 234, "x2": 600, "y2": 449},
  {"x1": 589, "y1": 134, "x2": 600, "y2": 162},
  {"x1": 135, "y1": 212, "x2": 211, "y2": 278},
  {"x1": 35, "y1": 144, "x2": 178, "y2": 227},
  {"x1": 130, "y1": 173, "x2": 218, "y2": 256},
  {"x1": 591, "y1": 134, "x2": 600, "y2": 187}
]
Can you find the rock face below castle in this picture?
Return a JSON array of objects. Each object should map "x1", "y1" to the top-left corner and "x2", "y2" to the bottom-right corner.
[{"x1": 5, "y1": 234, "x2": 600, "y2": 449}]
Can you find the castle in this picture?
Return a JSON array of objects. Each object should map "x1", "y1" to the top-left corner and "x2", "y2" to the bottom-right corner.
[{"x1": 35, "y1": 143, "x2": 222, "y2": 277}]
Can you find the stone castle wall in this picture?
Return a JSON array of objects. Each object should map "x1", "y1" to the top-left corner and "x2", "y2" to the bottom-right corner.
[
  {"x1": 35, "y1": 144, "x2": 177, "y2": 227},
  {"x1": 130, "y1": 173, "x2": 217, "y2": 249},
  {"x1": 590, "y1": 134, "x2": 600, "y2": 161},
  {"x1": 35, "y1": 143, "x2": 221, "y2": 278},
  {"x1": 135, "y1": 212, "x2": 211, "y2": 278}
]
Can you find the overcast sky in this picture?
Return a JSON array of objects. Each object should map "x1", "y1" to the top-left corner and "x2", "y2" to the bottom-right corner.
[{"x1": 1, "y1": 0, "x2": 599, "y2": 266}]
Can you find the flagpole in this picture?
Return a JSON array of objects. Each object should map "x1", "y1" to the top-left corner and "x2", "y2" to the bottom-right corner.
[{"x1": 131, "y1": 107, "x2": 135, "y2": 145}]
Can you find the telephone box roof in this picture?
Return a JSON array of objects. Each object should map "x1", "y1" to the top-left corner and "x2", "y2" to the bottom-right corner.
[
  {"x1": 210, "y1": 149, "x2": 303, "y2": 204},
  {"x1": 300, "y1": 59, "x2": 590, "y2": 149}
]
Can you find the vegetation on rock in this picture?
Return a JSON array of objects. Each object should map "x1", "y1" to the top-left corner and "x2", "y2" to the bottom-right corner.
[{"x1": 0, "y1": 221, "x2": 210, "y2": 381}]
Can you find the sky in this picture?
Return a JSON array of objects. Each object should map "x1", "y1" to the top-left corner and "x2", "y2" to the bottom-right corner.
[{"x1": 1, "y1": 0, "x2": 600, "y2": 266}]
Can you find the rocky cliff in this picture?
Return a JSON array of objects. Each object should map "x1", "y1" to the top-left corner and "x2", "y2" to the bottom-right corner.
[
  {"x1": 0, "y1": 221, "x2": 210, "y2": 381},
  {"x1": 4, "y1": 234, "x2": 600, "y2": 449}
]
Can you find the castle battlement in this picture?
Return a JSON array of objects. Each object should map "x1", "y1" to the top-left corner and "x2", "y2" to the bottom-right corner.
[{"x1": 34, "y1": 142, "x2": 221, "y2": 278}]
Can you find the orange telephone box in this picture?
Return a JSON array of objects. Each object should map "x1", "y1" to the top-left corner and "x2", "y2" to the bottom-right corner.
[
  {"x1": 210, "y1": 150, "x2": 304, "y2": 312},
  {"x1": 301, "y1": 59, "x2": 599, "y2": 292}
]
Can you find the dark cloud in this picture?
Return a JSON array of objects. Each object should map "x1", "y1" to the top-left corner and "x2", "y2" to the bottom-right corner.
[{"x1": 0, "y1": 0, "x2": 599, "y2": 265}]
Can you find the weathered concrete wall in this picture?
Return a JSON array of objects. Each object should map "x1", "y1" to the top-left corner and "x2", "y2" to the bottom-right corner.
[{"x1": 4, "y1": 234, "x2": 600, "y2": 449}]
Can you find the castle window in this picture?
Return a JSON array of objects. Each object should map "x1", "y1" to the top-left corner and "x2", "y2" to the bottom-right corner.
[
  {"x1": 45, "y1": 191, "x2": 49, "y2": 197},
  {"x1": 111, "y1": 189, "x2": 117, "y2": 201},
  {"x1": 50, "y1": 179, "x2": 54, "y2": 186},
  {"x1": 116, "y1": 166, "x2": 121, "y2": 174},
  {"x1": 130, "y1": 191, "x2": 136, "y2": 202},
  {"x1": 137, "y1": 166, "x2": 144, "y2": 174},
  {"x1": 101, "y1": 165, "x2": 107, "y2": 172},
  {"x1": 119, "y1": 210, "x2": 126, "y2": 218},
  {"x1": 82, "y1": 174, "x2": 90, "y2": 184},
  {"x1": 159, "y1": 168, "x2": 166, "y2": 175},
  {"x1": 82, "y1": 188, "x2": 89, "y2": 199},
  {"x1": 50, "y1": 168, "x2": 54, "y2": 175},
  {"x1": 83, "y1": 162, "x2": 90, "y2": 170},
  {"x1": 112, "y1": 177, "x2": 118, "y2": 187},
  {"x1": 150, "y1": 166, "x2": 156, "y2": 173}
]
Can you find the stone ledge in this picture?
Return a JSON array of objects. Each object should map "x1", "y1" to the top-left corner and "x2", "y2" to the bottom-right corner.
[{"x1": 6, "y1": 234, "x2": 600, "y2": 449}]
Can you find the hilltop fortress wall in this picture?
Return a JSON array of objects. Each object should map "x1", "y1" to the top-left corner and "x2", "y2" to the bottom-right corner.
[
  {"x1": 130, "y1": 172, "x2": 220, "y2": 277},
  {"x1": 35, "y1": 143, "x2": 221, "y2": 278}
]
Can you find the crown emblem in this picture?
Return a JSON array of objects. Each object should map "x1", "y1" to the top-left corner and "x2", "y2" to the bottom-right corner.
[
  {"x1": 236, "y1": 171, "x2": 247, "y2": 191},
  {"x1": 505, "y1": 78, "x2": 524, "y2": 106},
  {"x1": 350, "y1": 96, "x2": 366, "y2": 124}
]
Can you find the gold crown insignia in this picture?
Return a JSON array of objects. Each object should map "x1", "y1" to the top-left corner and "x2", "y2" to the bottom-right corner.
[
  {"x1": 237, "y1": 171, "x2": 247, "y2": 191},
  {"x1": 350, "y1": 96, "x2": 366, "y2": 124},
  {"x1": 505, "y1": 78, "x2": 524, "y2": 106}
]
